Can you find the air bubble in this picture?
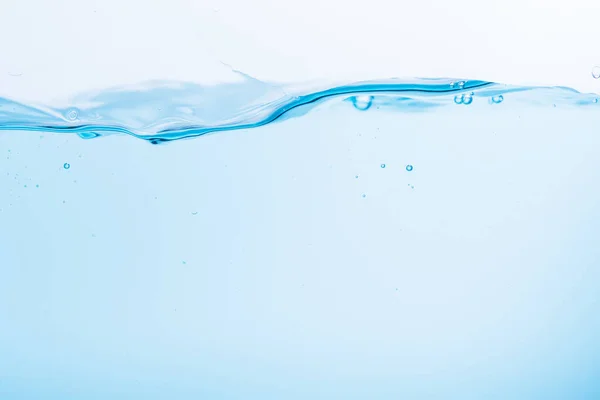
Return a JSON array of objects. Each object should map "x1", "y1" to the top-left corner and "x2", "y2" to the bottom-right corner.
[
  {"x1": 463, "y1": 93, "x2": 473, "y2": 105},
  {"x1": 65, "y1": 108, "x2": 79, "y2": 121},
  {"x1": 352, "y1": 95, "x2": 374, "y2": 111},
  {"x1": 63, "y1": 163, "x2": 70, "y2": 170},
  {"x1": 454, "y1": 93, "x2": 473, "y2": 105},
  {"x1": 380, "y1": 163, "x2": 386, "y2": 169},
  {"x1": 592, "y1": 66, "x2": 600, "y2": 79},
  {"x1": 491, "y1": 95, "x2": 504, "y2": 104},
  {"x1": 406, "y1": 164, "x2": 413, "y2": 172},
  {"x1": 362, "y1": 193, "x2": 366, "y2": 198}
]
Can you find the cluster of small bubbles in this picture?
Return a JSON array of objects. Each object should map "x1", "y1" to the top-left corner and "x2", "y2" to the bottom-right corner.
[
  {"x1": 592, "y1": 66, "x2": 600, "y2": 79},
  {"x1": 454, "y1": 93, "x2": 473, "y2": 105},
  {"x1": 63, "y1": 162, "x2": 70, "y2": 170},
  {"x1": 352, "y1": 95, "x2": 374, "y2": 111},
  {"x1": 491, "y1": 95, "x2": 504, "y2": 104},
  {"x1": 65, "y1": 108, "x2": 79, "y2": 121},
  {"x1": 450, "y1": 81, "x2": 466, "y2": 89},
  {"x1": 406, "y1": 164, "x2": 413, "y2": 172},
  {"x1": 380, "y1": 163, "x2": 386, "y2": 169}
]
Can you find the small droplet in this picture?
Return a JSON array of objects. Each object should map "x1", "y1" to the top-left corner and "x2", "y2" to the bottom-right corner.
[
  {"x1": 362, "y1": 193, "x2": 366, "y2": 198},
  {"x1": 491, "y1": 95, "x2": 504, "y2": 104},
  {"x1": 24, "y1": 185, "x2": 27, "y2": 188},
  {"x1": 380, "y1": 163, "x2": 386, "y2": 169},
  {"x1": 182, "y1": 261, "x2": 187, "y2": 265},
  {"x1": 65, "y1": 108, "x2": 79, "y2": 121},
  {"x1": 63, "y1": 163, "x2": 70, "y2": 169},
  {"x1": 406, "y1": 164, "x2": 413, "y2": 172},
  {"x1": 592, "y1": 66, "x2": 600, "y2": 79},
  {"x1": 191, "y1": 212, "x2": 198, "y2": 215},
  {"x1": 35, "y1": 184, "x2": 39, "y2": 188},
  {"x1": 352, "y1": 95, "x2": 374, "y2": 111}
]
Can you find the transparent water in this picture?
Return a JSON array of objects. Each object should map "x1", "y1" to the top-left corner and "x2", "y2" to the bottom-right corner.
[{"x1": 1, "y1": 77, "x2": 600, "y2": 399}]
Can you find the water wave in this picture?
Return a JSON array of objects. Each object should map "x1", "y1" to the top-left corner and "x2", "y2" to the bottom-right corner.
[{"x1": 0, "y1": 77, "x2": 598, "y2": 144}]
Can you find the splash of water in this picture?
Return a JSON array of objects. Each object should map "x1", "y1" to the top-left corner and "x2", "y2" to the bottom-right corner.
[{"x1": 0, "y1": 76, "x2": 598, "y2": 144}]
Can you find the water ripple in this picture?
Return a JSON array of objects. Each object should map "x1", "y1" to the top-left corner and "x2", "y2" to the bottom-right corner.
[{"x1": 0, "y1": 77, "x2": 598, "y2": 144}]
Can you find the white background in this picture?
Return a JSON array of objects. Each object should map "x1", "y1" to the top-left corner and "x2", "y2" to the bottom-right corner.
[{"x1": 1, "y1": 0, "x2": 599, "y2": 101}]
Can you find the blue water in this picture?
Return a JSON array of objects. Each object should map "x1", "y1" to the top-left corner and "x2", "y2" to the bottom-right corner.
[
  {"x1": 2, "y1": 76, "x2": 600, "y2": 399},
  {"x1": 1, "y1": 76, "x2": 598, "y2": 143}
]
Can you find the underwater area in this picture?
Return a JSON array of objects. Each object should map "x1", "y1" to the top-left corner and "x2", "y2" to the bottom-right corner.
[{"x1": 1, "y1": 77, "x2": 600, "y2": 398}]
